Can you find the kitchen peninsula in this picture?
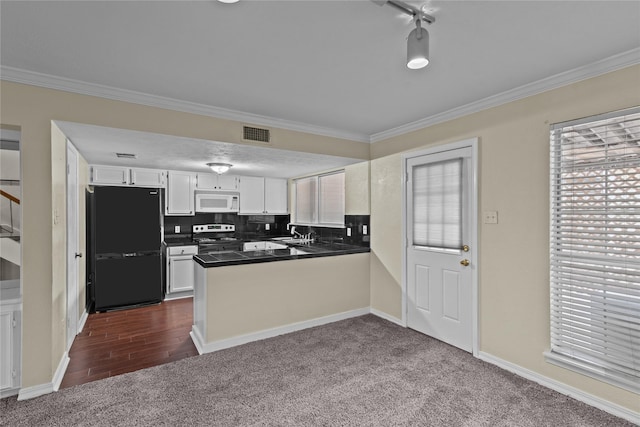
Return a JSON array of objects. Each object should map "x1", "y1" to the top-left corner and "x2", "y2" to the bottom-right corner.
[{"x1": 191, "y1": 242, "x2": 370, "y2": 354}]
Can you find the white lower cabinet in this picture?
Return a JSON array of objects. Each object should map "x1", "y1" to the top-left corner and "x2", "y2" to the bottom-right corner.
[
  {"x1": 167, "y1": 246, "x2": 198, "y2": 294},
  {"x1": 0, "y1": 304, "x2": 21, "y2": 397}
]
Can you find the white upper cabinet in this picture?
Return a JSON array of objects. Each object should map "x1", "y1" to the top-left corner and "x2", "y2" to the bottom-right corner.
[
  {"x1": 90, "y1": 165, "x2": 129, "y2": 185},
  {"x1": 238, "y1": 176, "x2": 288, "y2": 215},
  {"x1": 90, "y1": 165, "x2": 166, "y2": 188},
  {"x1": 166, "y1": 170, "x2": 196, "y2": 216},
  {"x1": 264, "y1": 178, "x2": 288, "y2": 214},
  {"x1": 195, "y1": 173, "x2": 238, "y2": 191},
  {"x1": 238, "y1": 176, "x2": 265, "y2": 214},
  {"x1": 129, "y1": 168, "x2": 166, "y2": 187}
]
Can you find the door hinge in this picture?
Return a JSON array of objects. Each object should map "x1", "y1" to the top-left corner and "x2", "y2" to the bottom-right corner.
[
  {"x1": 12, "y1": 316, "x2": 17, "y2": 328},
  {"x1": 12, "y1": 369, "x2": 16, "y2": 378}
]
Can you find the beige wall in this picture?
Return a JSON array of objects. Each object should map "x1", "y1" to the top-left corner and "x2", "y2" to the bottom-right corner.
[
  {"x1": 369, "y1": 65, "x2": 640, "y2": 412},
  {"x1": 0, "y1": 80, "x2": 370, "y2": 389},
  {"x1": 204, "y1": 253, "x2": 370, "y2": 342},
  {"x1": 345, "y1": 161, "x2": 370, "y2": 215}
]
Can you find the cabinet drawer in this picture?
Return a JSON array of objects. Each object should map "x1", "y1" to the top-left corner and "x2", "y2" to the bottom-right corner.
[{"x1": 167, "y1": 245, "x2": 198, "y2": 256}]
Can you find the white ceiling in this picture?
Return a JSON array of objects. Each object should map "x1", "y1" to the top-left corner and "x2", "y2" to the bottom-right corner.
[
  {"x1": 55, "y1": 121, "x2": 363, "y2": 178},
  {"x1": 2, "y1": 1, "x2": 639, "y2": 173}
]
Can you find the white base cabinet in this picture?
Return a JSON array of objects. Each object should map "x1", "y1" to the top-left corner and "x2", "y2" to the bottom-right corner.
[
  {"x1": 0, "y1": 303, "x2": 21, "y2": 398},
  {"x1": 167, "y1": 246, "x2": 198, "y2": 294}
]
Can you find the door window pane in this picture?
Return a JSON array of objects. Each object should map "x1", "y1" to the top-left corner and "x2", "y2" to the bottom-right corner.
[{"x1": 413, "y1": 159, "x2": 462, "y2": 249}]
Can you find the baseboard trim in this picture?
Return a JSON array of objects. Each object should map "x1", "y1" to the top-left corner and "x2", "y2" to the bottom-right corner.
[
  {"x1": 17, "y1": 382, "x2": 53, "y2": 401},
  {"x1": 52, "y1": 352, "x2": 70, "y2": 391},
  {"x1": 17, "y1": 351, "x2": 70, "y2": 400},
  {"x1": 478, "y1": 352, "x2": 640, "y2": 425},
  {"x1": 369, "y1": 308, "x2": 405, "y2": 327},
  {"x1": 77, "y1": 310, "x2": 88, "y2": 333},
  {"x1": 189, "y1": 326, "x2": 206, "y2": 355},
  {"x1": 0, "y1": 386, "x2": 20, "y2": 399},
  {"x1": 196, "y1": 308, "x2": 370, "y2": 354}
]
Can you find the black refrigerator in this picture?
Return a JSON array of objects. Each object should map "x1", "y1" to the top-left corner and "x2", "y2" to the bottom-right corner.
[{"x1": 88, "y1": 186, "x2": 163, "y2": 311}]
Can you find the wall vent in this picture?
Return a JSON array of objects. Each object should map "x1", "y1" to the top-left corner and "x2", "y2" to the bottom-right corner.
[{"x1": 243, "y1": 126, "x2": 270, "y2": 143}]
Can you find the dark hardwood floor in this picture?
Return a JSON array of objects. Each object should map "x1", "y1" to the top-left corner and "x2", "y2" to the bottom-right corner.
[{"x1": 60, "y1": 297, "x2": 198, "y2": 389}]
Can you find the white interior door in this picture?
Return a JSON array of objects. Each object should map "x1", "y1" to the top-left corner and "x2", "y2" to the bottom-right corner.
[
  {"x1": 66, "y1": 141, "x2": 79, "y2": 350},
  {"x1": 406, "y1": 145, "x2": 475, "y2": 352}
]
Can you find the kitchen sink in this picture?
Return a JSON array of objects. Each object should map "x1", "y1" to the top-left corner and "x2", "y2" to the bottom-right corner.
[{"x1": 271, "y1": 237, "x2": 314, "y2": 244}]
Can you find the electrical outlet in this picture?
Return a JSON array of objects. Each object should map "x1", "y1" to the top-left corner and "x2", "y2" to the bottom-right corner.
[
  {"x1": 363, "y1": 225, "x2": 368, "y2": 235},
  {"x1": 265, "y1": 223, "x2": 270, "y2": 231},
  {"x1": 174, "y1": 225, "x2": 180, "y2": 233},
  {"x1": 483, "y1": 211, "x2": 498, "y2": 224},
  {"x1": 346, "y1": 227, "x2": 352, "y2": 237}
]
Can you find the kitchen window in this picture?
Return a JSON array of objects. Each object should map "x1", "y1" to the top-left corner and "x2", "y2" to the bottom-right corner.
[
  {"x1": 294, "y1": 171, "x2": 345, "y2": 226},
  {"x1": 546, "y1": 106, "x2": 640, "y2": 393}
]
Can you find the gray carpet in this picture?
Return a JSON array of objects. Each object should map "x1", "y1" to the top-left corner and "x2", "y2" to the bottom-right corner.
[{"x1": 0, "y1": 315, "x2": 632, "y2": 426}]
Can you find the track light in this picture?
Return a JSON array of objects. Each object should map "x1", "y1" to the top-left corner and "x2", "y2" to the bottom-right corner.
[
  {"x1": 407, "y1": 18, "x2": 429, "y2": 69},
  {"x1": 373, "y1": 0, "x2": 435, "y2": 70},
  {"x1": 207, "y1": 163, "x2": 232, "y2": 174}
]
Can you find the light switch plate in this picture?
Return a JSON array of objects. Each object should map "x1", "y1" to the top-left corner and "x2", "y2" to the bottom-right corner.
[
  {"x1": 483, "y1": 211, "x2": 498, "y2": 224},
  {"x1": 265, "y1": 223, "x2": 270, "y2": 231},
  {"x1": 363, "y1": 225, "x2": 368, "y2": 235},
  {"x1": 346, "y1": 227, "x2": 352, "y2": 237},
  {"x1": 174, "y1": 225, "x2": 180, "y2": 233}
]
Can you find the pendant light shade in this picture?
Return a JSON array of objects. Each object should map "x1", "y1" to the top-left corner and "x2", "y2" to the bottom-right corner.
[
  {"x1": 407, "y1": 26, "x2": 429, "y2": 70},
  {"x1": 207, "y1": 163, "x2": 232, "y2": 174}
]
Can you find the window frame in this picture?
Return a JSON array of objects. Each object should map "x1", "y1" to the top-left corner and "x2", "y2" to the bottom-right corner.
[
  {"x1": 293, "y1": 170, "x2": 345, "y2": 228},
  {"x1": 545, "y1": 106, "x2": 640, "y2": 394}
]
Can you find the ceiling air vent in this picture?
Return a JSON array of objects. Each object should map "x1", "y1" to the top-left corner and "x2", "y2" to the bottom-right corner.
[
  {"x1": 243, "y1": 126, "x2": 270, "y2": 143},
  {"x1": 116, "y1": 152, "x2": 137, "y2": 159}
]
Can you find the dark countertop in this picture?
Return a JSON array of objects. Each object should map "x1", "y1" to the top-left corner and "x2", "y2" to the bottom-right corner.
[
  {"x1": 193, "y1": 242, "x2": 370, "y2": 268},
  {"x1": 164, "y1": 237, "x2": 197, "y2": 247}
]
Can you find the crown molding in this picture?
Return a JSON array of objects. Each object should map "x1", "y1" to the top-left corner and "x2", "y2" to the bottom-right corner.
[
  {"x1": 370, "y1": 48, "x2": 640, "y2": 143},
  {"x1": 0, "y1": 66, "x2": 370, "y2": 143},
  {"x1": 3, "y1": 47, "x2": 638, "y2": 145}
]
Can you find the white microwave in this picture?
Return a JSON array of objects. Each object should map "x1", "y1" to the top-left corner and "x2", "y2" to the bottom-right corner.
[{"x1": 195, "y1": 192, "x2": 239, "y2": 213}]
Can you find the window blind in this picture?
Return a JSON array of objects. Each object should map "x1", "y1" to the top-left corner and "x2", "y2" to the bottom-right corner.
[
  {"x1": 413, "y1": 159, "x2": 462, "y2": 249},
  {"x1": 547, "y1": 107, "x2": 640, "y2": 393},
  {"x1": 319, "y1": 172, "x2": 345, "y2": 225},
  {"x1": 294, "y1": 171, "x2": 345, "y2": 226}
]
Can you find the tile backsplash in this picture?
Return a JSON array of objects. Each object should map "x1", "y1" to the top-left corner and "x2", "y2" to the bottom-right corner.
[{"x1": 163, "y1": 213, "x2": 370, "y2": 247}]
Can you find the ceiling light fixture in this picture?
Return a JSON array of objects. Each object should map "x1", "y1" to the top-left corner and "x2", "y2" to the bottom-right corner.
[
  {"x1": 373, "y1": 0, "x2": 435, "y2": 70},
  {"x1": 217, "y1": 0, "x2": 239, "y2": 3},
  {"x1": 207, "y1": 162, "x2": 232, "y2": 174}
]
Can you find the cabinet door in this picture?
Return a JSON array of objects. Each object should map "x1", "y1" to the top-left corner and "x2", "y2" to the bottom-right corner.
[
  {"x1": 196, "y1": 173, "x2": 217, "y2": 190},
  {"x1": 216, "y1": 174, "x2": 238, "y2": 191},
  {"x1": 264, "y1": 178, "x2": 288, "y2": 214},
  {"x1": 91, "y1": 165, "x2": 129, "y2": 185},
  {"x1": 196, "y1": 173, "x2": 238, "y2": 190},
  {"x1": 130, "y1": 168, "x2": 165, "y2": 187},
  {"x1": 238, "y1": 176, "x2": 265, "y2": 214},
  {"x1": 0, "y1": 311, "x2": 14, "y2": 390},
  {"x1": 168, "y1": 256, "x2": 195, "y2": 293},
  {"x1": 166, "y1": 171, "x2": 195, "y2": 215}
]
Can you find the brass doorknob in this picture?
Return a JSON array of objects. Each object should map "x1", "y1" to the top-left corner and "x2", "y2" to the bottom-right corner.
[
  {"x1": 460, "y1": 259, "x2": 470, "y2": 267},
  {"x1": 462, "y1": 245, "x2": 470, "y2": 252}
]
